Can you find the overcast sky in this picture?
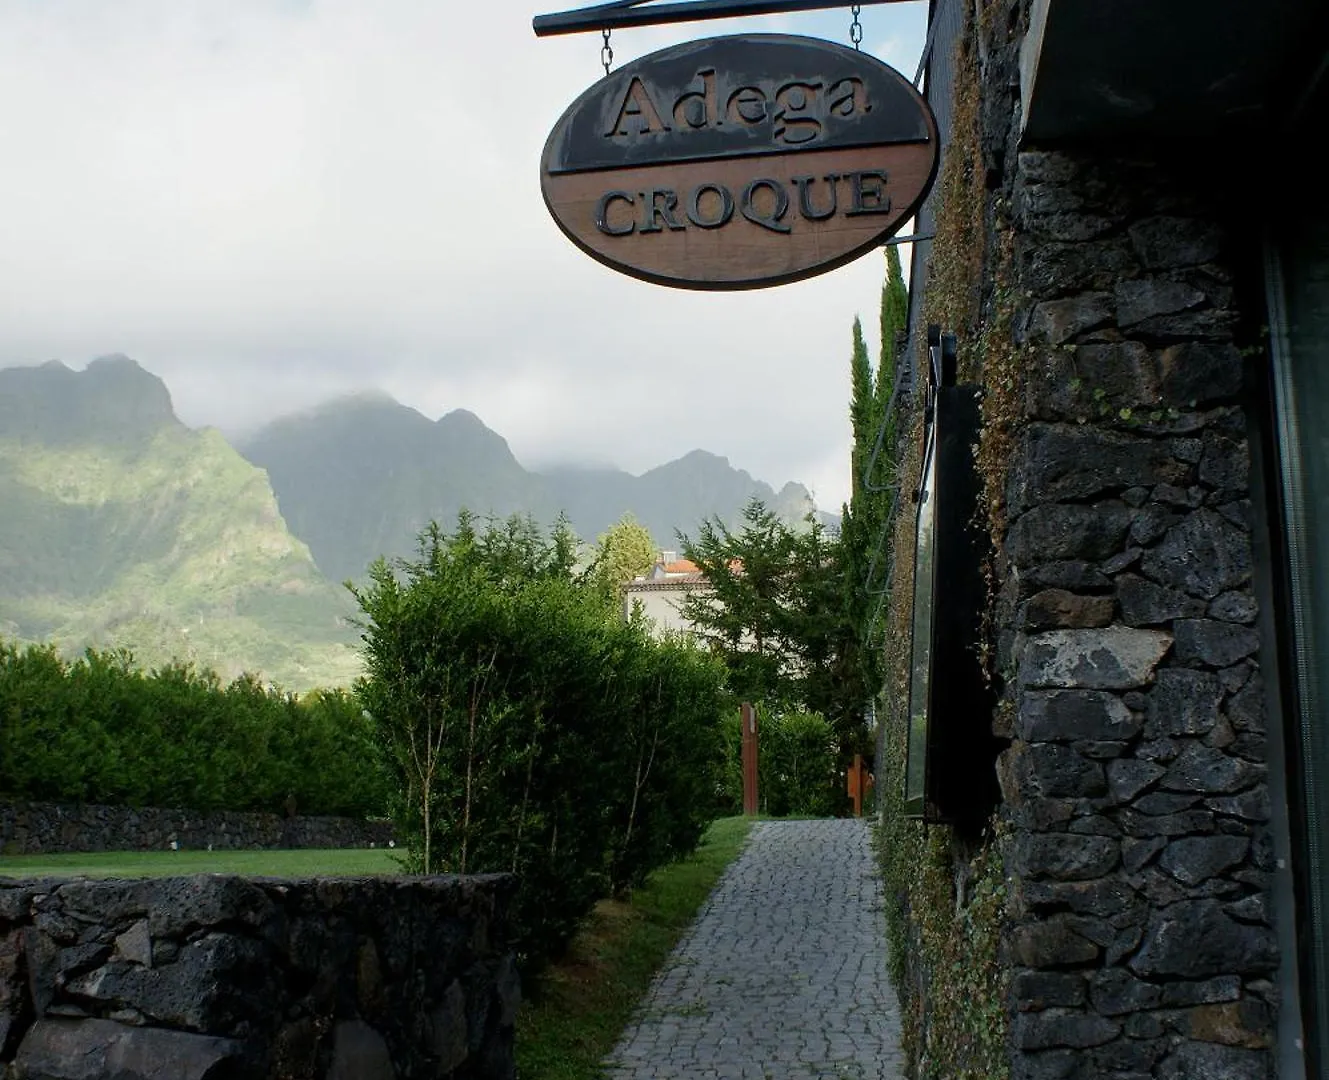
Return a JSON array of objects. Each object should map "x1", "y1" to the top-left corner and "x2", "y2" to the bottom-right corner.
[{"x1": 0, "y1": 0, "x2": 926, "y2": 511}]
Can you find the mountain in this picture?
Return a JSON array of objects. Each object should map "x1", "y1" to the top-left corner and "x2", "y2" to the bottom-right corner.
[
  {"x1": 239, "y1": 395, "x2": 552, "y2": 582},
  {"x1": 0, "y1": 357, "x2": 359, "y2": 690},
  {"x1": 240, "y1": 398, "x2": 818, "y2": 581},
  {"x1": 539, "y1": 451, "x2": 818, "y2": 549}
]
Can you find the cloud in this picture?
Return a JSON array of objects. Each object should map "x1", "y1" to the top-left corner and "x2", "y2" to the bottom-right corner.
[{"x1": 0, "y1": 0, "x2": 927, "y2": 508}]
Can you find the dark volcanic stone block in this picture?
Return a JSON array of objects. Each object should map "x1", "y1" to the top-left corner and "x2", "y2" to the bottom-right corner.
[
  {"x1": 1019, "y1": 690, "x2": 1139, "y2": 743},
  {"x1": 1155, "y1": 343, "x2": 1244, "y2": 408},
  {"x1": 1157, "y1": 1039, "x2": 1271, "y2": 1080},
  {"x1": 1019, "y1": 628, "x2": 1172, "y2": 691},
  {"x1": 13, "y1": 1018, "x2": 245, "y2": 1080},
  {"x1": 1013, "y1": 970, "x2": 1087, "y2": 1011},
  {"x1": 1011, "y1": 915, "x2": 1102, "y2": 968},
  {"x1": 1146, "y1": 669, "x2": 1223, "y2": 737},
  {"x1": 1173, "y1": 619, "x2": 1260, "y2": 668},
  {"x1": 1015, "y1": 834, "x2": 1119, "y2": 881},
  {"x1": 1027, "y1": 561, "x2": 1113, "y2": 591},
  {"x1": 1130, "y1": 899, "x2": 1277, "y2": 978},
  {"x1": 1210, "y1": 591, "x2": 1258, "y2": 624},
  {"x1": 1013, "y1": 1008, "x2": 1120, "y2": 1050},
  {"x1": 1117, "y1": 574, "x2": 1206, "y2": 627},
  {"x1": 64, "y1": 932, "x2": 271, "y2": 1033},
  {"x1": 1129, "y1": 217, "x2": 1224, "y2": 269},
  {"x1": 1009, "y1": 503, "x2": 1134, "y2": 565},
  {"x1": 1115, "y1": 277, "x2": 1205, "y2": 327},
  {"x1": 1007, "y1": 425, "x2": 1187, "y2": 514},
  {"x1": 1161, "y1": 745, "x2": 1263, "y2": 794},
  {"x1": 1107, "y1": 760, "x2": 1166, "y2": 804},
  {"x1": 1158, "y1": 835, "x2": 1250, "y2": 885},
  {"x1": 1089, "y1": 968, "x2": 1162, "y2": 1015},
  {"x1": 1141, "y1": 509, "x2": 1252, "y2": 599},
  {"x1": 1020, "y1": 589, "x2": 1115, "y2": 630},
  {"x1": 1029, "y1": 293, "x2": 1115, "y2": 345},
  {"x1": 1019, "y1": 744, "x2": 1107, "y2": 798}
]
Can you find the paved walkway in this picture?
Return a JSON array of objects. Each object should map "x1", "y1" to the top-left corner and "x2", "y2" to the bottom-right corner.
[{"x1": 604, "y1": 819, "x2": 906, "y2": 1080}]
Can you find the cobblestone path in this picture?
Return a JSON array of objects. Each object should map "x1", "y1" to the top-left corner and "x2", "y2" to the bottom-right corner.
[{"x1": 604, "y1": 818, "x2": 906, "y2": 1080}]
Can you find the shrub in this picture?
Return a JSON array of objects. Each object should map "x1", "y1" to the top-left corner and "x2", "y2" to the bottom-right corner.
[
  {"x1": 716, "y1": 707, "x2": 841, "y2": 818},
  {"x1": 0, "y1": 640, "x2": 389, "y2": 817},
  {"x1": 352, "y1": 515, "x2": 728, "y2": 967}
]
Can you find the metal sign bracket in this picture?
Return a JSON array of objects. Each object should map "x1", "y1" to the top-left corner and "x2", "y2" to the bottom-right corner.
[{"x1": 534, "y1": 0, "x2": 912, "y2": 38}]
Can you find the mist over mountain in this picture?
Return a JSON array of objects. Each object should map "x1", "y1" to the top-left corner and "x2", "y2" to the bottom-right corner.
[
  {"x1": 0, "y1": 355, "x2": 177, "y2": 447},
  {"x1": 238, "y1": 395, "x2": 549, "y2": 583},
  {"x1": 539, "y1": 452, "x2": 818, "y2": 551},
  {"x1": 1, "y1": 356, "x2": 826, "y2": 686},
  {"x1": 241, "y1": 398, "x2": 821, "y2": 582}
]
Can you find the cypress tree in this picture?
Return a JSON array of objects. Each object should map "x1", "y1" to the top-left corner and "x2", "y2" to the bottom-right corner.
[
  {"x1": 840, "y1": 316, "x2": 878, "y2": 717},
  {"x1": 874, "y1": 245, "x2": 908, "y2": 466},
  {"x1": 848, "y1": 315, "x2": 875, "y2": 498}
]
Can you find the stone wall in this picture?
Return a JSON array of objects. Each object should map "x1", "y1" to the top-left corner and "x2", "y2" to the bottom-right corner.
[
  {"x1": 1, "y1": 802, "x2": 394, "y2": 855},
  {"x1": 0, "y1": 873, "x2": 518, "y2": 1079},
  {"x1": 991, "y1": 149, "x2": 1279, "y2": 1077}
]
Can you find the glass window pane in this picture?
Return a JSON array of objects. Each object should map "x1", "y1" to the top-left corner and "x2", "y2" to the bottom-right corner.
[
  {"x1": 1272, "y1": 213, "x2": 1329, "y2": 1064},
  {"x1": 904, "y1": 427, "x2": 937, "y2": 814}
]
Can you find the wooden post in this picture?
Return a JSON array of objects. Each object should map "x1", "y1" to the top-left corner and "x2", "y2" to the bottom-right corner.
[
  {"x1": 740, "y1": 702, "x2": 759, "y2": 816},
  {"x1": 848, "y1": 753, "x2": 864, "y2": 817}
]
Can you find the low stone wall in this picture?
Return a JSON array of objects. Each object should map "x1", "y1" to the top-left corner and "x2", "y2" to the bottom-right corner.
[
  {"x1": 0, "y1": 873, "x2": 518, "y2": 1079},
  {"x1": 1, "y1": 801, "x2": 395, "y2": 855}
]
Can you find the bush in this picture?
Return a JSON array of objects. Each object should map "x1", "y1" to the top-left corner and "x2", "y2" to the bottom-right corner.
[
  {"x1": 353, "y1": 515, "x2": 728, "y2": 967},
  {"x1": 0, "y1": 641, "x2": 389, "y2": 817},
  {"x1": 717, "y1": 707, "x2": 840, "y2": 818}
]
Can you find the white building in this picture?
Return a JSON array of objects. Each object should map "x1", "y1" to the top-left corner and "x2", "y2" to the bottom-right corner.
[{"x1": 622, "y1": 553, "x2": 710, "y2": 637}]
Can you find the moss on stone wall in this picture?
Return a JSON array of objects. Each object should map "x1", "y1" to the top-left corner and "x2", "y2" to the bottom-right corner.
[{"x1": 875, "y1": 5, "x2": 1018, "y2": 1077}]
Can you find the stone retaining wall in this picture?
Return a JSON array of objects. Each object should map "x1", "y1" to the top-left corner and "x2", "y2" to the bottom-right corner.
[
  {"x1": 0, "y1": 873, "x2": 518, "y2": 1078},
  {"x1": 1, "y1": 802, "x2": 394, "y2": 855}
]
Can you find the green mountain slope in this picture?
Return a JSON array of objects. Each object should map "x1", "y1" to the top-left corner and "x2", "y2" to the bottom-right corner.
[
  {"x1": 0, "y1": 358, "x2": 359, "y2": 690},
  {"x1": 241, "y1": 400, "x2": 818, "y2": 581},
  {"x1": 240, "y1": 395, "x2": 550, "y2": 583}
]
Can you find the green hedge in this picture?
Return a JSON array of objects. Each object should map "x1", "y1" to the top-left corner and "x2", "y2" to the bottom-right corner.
[
  {"x1": 717, "y1": 708, "x2": 841, "y2": 818},
  {"x1": 354, "y1": 516, "x2": 729, "y2": 967},
  {"x1": 0, "y1": 642, "x2": 388, "y2": 817}
]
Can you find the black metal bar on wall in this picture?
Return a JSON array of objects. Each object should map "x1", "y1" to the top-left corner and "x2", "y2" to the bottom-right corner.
[{"x1": 534, "y1": 0, "x2": 915, "y2": 36}]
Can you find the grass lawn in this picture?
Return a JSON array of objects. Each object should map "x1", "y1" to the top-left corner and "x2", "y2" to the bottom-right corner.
[
  {"x1": 0, "y1": 848, "x2": 402, "y2": 878},
  {"x1": 516, "y1": 815, "x2": 753, "y2": 1080}
]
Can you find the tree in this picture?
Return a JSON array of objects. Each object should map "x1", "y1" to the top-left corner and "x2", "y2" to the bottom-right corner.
[
  {"x1": 848, "y1": 315, "x2": 876, "y2": 502},
  {"x1": 678, "y1": 498, "x2": 802, "y2": 708},
  {"x1": 839, "y1": 313, "x2": 883, "y2": 715},
  {"x1": 351, "y1": 512, "x2": 727, "y2": 966},
  {"x1": 874, "y1": 245, "x2": 907, "y2": 485},
  {"x1": 589, "y1": 513, "x2": 656, "y2": 606},
  {"x1": 840, "y1": 249, "x2": 911, "y2": 705},
  {"x1": 678, "y1": 499, "x2": 868, "y2": 757},
  {"x1": 878, "y1": 244, "x2": 908, "y2": 419}
]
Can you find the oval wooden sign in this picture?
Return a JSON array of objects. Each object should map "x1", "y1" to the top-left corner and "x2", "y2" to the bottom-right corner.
[{"x1": 541, "y1": 34, "x2": 939, "y2": 291}]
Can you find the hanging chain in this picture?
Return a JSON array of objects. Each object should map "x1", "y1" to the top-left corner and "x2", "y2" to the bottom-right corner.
[
  {"x1": 601, "y1": 27, "x2": 614, "y2": 75},
  {"x1": 849, "y1": 4, "x2": 863, "y2": 49}
]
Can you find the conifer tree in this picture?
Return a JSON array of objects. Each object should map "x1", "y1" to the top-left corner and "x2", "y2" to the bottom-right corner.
[
  {"x1": 872, "y1": 245, "x2": 908, "y2": 489},
  {"x1": 843, "y1": 250, "x2": 911, "y2": 708},
  {"x1": 848, "y1": 315, "x2": 876, "y2": 499},
  {"x1": 839, "y1": 317, "x2": 879, "y2": 721}
]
